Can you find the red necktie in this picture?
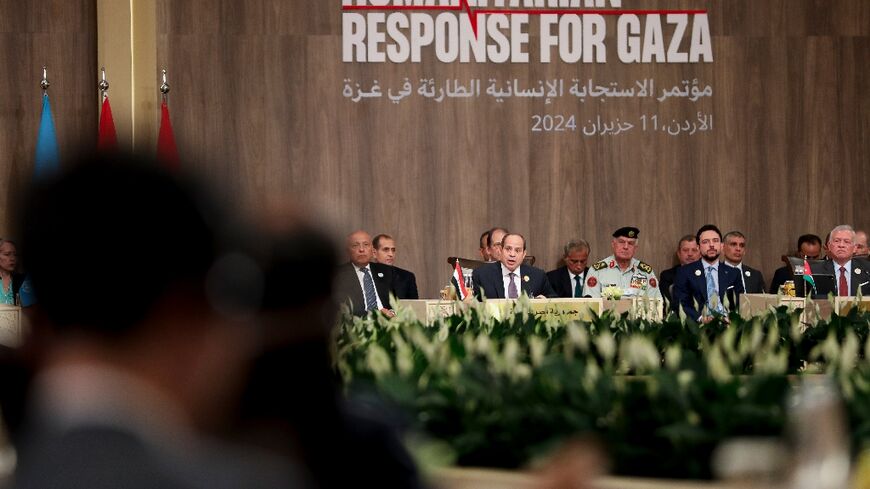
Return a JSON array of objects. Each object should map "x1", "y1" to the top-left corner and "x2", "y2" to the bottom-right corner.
[{"x1": 839, "y1": 266, "x2": 848, "y2": 296}]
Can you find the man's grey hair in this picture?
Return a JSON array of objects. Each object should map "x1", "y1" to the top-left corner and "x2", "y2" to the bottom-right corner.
[
  {"x1": 563, "y1": 239, "x2": 590, "y2": 258},
  {"x1": 829, "y1": 225, "x2": 855, "y2": 242}
]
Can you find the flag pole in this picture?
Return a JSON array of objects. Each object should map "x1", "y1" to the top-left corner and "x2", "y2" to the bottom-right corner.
[
  {"x1": 41, "y1": 66, "x2": 50, "y2": 92},
  {"x1": 99, "y1": 67, "x2": 109, "y2": 101},
  {"x1": 160, "y1": 69, "x2": 170, "y2": 100}
]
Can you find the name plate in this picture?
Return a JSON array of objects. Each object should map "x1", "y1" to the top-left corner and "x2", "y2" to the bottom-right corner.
[
  {"x1": 401, "y1": 298, "x2": 666, "y2": 323},
  {"x1": 833, "y1": 296, "x2": 870, "y2": 316},
  {"x1": 482, "y1": 298, "x2": 603, "y2": 322},
  {"x1": 399, "y1": 299, "x2": 458, "y2": 323}
]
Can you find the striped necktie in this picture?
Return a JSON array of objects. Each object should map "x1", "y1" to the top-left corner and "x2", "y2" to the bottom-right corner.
[{"x1": 362, "y1": 267, "x2": 378, "y2": 311}]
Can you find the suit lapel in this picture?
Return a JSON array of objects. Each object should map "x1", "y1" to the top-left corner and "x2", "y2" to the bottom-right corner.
[
  {"x1": 692, "y1": 262, "x2": 707, "y2": 300},
  {"x1": 718, "y1": 265, "x2": 731, "y2": 299},
  {"x1": 345, "y1": 264, "x2": 366, "y2": 314},
  {"x1": 371, "y1": 264, "x2": 392, "y2": 305},
  {"x1": 520, "y1": 266, "x2": 532, "y2": 295},
  {"x1": 492, "y1": 263, "x2": 506, "y2": 298},
  {"x1": 853, "y1": 265, "x2": 867, "y2": 295},
  {"x1": 562, "y1": 268, "x2": 573, "y2": 297}
]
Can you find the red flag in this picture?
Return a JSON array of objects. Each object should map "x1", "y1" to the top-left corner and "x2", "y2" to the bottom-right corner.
[
  {"x1": 98, "y1": 97, "x2": 117, "y2": 152},
  {"x1": 157, "y1": 99, "x2": 180, "y2": 170}
]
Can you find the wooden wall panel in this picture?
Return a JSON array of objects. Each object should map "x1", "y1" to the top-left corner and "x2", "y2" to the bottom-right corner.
[
  {"x1": 0, "y1": 0, "x2": 97, "y2": 236},
  {"x1": 157, "y1": 0, "x2": 869, "y2": 297}
]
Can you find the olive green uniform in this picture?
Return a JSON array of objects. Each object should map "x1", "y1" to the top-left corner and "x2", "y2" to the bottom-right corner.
[{"x1": 584, "y1": 255, "x2": 662, "y2": 299}]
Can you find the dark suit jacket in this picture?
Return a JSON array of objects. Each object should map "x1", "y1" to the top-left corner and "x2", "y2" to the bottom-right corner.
[
  {"x1": 673, "y1": 260, "x2": 744, "y2": 320},
  {"x1": 659, "y1": 265, "x2": 679, "y2": 307},
  {"x1": 769, "y1": 265, "x2": 792, "y2": 294},
  {"x1": 472, "y1": 262, "x2": 555, "y2": 299},
  {"x1": 390, "y1": 266, "x2": 419, "y2": 300},
  {"x1": 546, "y1": 266, "x2": 588, "y2": 298},
  {"x1": 811, "y1": 258, "x2": 870, "y2": 296},
  {"x1": 740, "y1": 265, "x2": 766, "y2": 294},
  {"x1": 335, "y1": 262, "x2": 394, "y2": 316}
]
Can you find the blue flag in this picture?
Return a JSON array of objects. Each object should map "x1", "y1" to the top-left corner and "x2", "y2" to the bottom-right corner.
[
  {"x1": 23, "y1": 92, "x2": 59, "y2": 307},
  {"x1": 34, "y1": 93, "x2": 59, "y2": 179}
]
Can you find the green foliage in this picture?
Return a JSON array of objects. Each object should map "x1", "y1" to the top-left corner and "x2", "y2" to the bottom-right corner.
[{"x1": 335, "y1": 303, "x2": 870, "y2": 479}]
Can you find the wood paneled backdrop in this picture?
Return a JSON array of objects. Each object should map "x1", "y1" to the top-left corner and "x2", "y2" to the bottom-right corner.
[
  {"x1": 0, "y1": 0, "x2": 97, "y2": 237},
  {"x1": 7, "y1": 1, "x2": 865, "y2": 299},
  {"x1": 155, "y1": 0, "x2": 869, "y2": 298}
]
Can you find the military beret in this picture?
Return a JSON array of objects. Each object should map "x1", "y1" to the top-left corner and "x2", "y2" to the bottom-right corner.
[{"x1": 613, "y1": 227, "x2": 640, "y2": 239}]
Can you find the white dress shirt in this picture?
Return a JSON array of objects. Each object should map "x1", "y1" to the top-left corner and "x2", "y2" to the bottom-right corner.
[{"x1": 501, "y1": 263, "x2": 521, "y2": 298}]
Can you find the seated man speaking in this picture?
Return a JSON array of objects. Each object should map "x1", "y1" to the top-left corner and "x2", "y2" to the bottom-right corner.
[{"x1": 472, "y1": 233, "x2": 555, "y2": 299}]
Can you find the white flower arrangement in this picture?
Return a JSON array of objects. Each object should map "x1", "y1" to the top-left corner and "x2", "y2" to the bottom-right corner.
[{"x1": 601, "y1": 285, "x2": 623, "y2": 300}]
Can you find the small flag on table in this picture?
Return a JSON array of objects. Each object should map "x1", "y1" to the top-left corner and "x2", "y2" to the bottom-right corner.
[
  {"x1": 452, "y1": 259, "x2": 469, "y2": 300},
  {"x1": 803, "y1": 259, "x2": 816, "y2": 295}
]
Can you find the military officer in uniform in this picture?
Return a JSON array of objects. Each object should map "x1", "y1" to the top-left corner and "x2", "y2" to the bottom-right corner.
[{"x1": 585, "y1": 227, "x2": 661, "y2": 299}]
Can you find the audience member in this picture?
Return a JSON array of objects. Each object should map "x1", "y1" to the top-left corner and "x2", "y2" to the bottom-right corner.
[
  {"x1": 233, "y1": 217, "x2": 422, "y2": 489},
  {"x1": 547, "y1": 240, "x2": 591, "y2": 298},
  {"x1": 673, "y1": 224, "x2": 744, "y2": 322},
  {"x1": 372, "y1": 234, "x2": 418, "y2": 300},
  {"x1": 722, "y1": 231, "x2": 766, "y2": 294},
  {"x1": 472, "y1": 233, "x2": 554, "y2": 299},
  {"x1": 336, "y1": 230, "x2": 394, "y2": 317},
  {"x1": 12, "y1": 152, "x2": 299, "y2": 489},
  {"x1": 585, "y1": 227, "x2": 661, "y2": 299},
  {"x1": 768, "y1": 234, "x2": 822, "y2": 293},
  {"x1": 659, "y1": 235, "x2": 699, "y2": 306}
]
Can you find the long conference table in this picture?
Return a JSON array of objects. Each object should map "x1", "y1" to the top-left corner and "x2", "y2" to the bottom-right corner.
[
  {"x1": 2, "y1": 295, "x2": 866, "y2": 348},
  {"x1": 399, "y1": 295, "x2": 870, "y2": 324}
]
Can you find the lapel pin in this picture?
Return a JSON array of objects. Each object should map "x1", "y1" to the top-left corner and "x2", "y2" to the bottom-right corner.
[
  {"x1": 377, "y1": 272, "x2": 384, "y2": 278},
  {"x1": 523, "y1": 275, "x2": 530, "y2": 282},
  {"x1": 855, "y1": 268, "x2": 862, "y2": 275},
  {"x1": 695, "y1": 270, "x2": 702, "y2": 277},
  {"x1": 744, "y1": 270, "x2": 751, "y2": 277}
]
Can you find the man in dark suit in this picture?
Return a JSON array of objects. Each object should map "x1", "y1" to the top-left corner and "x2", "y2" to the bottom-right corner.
[
  {"x1": 372, "y1": 233, "x2": 418, "y2": 300},
  {"x1": 479, "y1": 230, "x2": 492, "y2": 261},
  {"x1": 811, "y1": 225, "x2": 870, "y2": 296},
  {"x1": 336, "y1": 230, "x2": 395, "y2": 316},
  {"x1": 547, "y1": 239, "x2": 590, "y2": 298},
  {"x1": 473, "y1": 233, "x2": 555, "y2": 299},
  {"x1": 722, "y1": 231, "x2": 766, "y2": 294},
  {"x1": 659, "y1": 235, "x2": 700, "y2": 306},
  {"x1": 673, "y1": 224, "x2": 745, "y2": 322},
  {"x1": 769, "y1": 234, "x2": 822, "y2": 293}
]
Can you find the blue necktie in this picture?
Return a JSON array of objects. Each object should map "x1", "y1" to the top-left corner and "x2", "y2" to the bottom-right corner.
[
  {"x1": 705, "y1": 266, "x2": 722, "y2": 313},
  {"x1": 362, "y1": 267, "x2": 378, "y2": 311},
  {"x1": 574, "y1": 275, "x2": 582, "y2": 298},
  {"x1": 508, "y1": 273, "x2": 518, "y2": 299}
]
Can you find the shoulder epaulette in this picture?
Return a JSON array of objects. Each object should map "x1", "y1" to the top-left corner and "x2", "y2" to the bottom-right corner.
[
  {"x1": 637, "y1": 261, "x2": 652, "y2": 274},
  {"x1": 592, "y1": 261, "x2": 608, "y2": 271}
]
